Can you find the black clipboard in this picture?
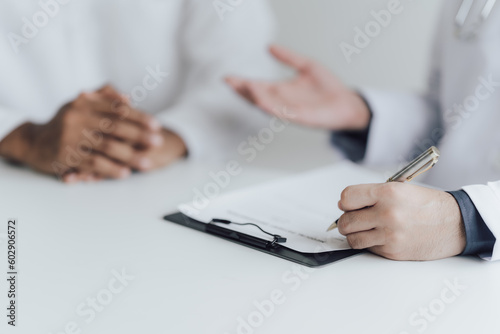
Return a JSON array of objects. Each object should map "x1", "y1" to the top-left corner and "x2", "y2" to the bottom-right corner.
[{"x1": 163, "y1": 212, "x2": 363, "y2": 267}]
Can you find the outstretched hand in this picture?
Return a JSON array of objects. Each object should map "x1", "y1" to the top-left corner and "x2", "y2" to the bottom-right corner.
[{"x1": 226, "y1": 45, "x2": 370, "y2": 131}]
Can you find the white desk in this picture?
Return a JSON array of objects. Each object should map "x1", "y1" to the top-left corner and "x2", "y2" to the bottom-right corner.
[{"x1": 1, "y1": 131, "x2": 499, "y2": 334}]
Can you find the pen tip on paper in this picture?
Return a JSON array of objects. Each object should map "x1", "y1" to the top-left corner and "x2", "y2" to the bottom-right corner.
[{"x1": 326, "y1": 220, "x2": 339, "y2": 232}]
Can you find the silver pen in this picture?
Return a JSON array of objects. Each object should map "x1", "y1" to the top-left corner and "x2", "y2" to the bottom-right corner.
[{"x1": 326, "y1": 146, "x2": 441, "y2": 232}]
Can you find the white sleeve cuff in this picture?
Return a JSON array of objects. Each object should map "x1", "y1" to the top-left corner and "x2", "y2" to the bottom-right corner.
[
  {"x1": 361, "y1": 89, "x2": 440, "y2": 167},
  {"x1": 156, "y1": 107, "x2": 208, "y2": 162},
  {"x1": 156, "y1": 103, "x2": 270, "y2": 163}
]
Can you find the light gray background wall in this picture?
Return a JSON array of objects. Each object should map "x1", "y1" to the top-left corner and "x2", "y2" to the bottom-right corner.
[
  {"x1": 258, "y1": 0, "x2": 446, "y2": 171},
  {"x1": 268, "y1": 0, "x2": 445, "y2": 91}
]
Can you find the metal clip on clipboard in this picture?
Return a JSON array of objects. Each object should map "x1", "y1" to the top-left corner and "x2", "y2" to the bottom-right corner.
[
  {"x1": 164, "y1": 212, "x2": 363, "y2": 267},
  {"x1": 207, "y1": 219, "x2": 287, "y2": 250}
]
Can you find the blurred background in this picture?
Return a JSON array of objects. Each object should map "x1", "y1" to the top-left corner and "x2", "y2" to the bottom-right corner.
[
  {"x1": 259, "y1": 0, "x2": 445, "y2": 171},
  {"x1": 270, "y1": 0, "x2": 444, "y2": 91}
]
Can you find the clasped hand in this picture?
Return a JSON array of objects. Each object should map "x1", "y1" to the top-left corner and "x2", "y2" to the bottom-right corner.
[{"x1": 0, "y1": 85, "x2": 186, "y2": 183}]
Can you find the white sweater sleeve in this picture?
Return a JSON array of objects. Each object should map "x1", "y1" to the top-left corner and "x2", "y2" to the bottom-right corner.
[
  {"x1": 463, "y1": 182, "x2": 500, "y2": 261},
  {"x1": 156, "y1": 0, "x2": 279, "y2": 161}
]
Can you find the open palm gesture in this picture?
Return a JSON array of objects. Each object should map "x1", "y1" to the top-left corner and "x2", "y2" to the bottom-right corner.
[{"x1": 226, "y1": 45, "x2": 370, "y2": 131}]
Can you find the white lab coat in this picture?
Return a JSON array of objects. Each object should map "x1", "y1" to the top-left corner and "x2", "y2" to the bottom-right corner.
[
  {"x1": 0, "y1": 0, "x2": 277, "y2": 161},
  {"x1": 360, "y1": 0, "x2": 500, "y2": 260}
]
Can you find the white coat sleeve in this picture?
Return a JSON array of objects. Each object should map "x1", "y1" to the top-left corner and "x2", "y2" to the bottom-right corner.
[
  {"x1": 156, "y1": 0, "x2": 279, "y2": 161},
  {"x1": 359, "y1": 9, "x2": 445, "y2": 167},
  {"x1": 463, "y1": 182, "x2": 500, "y2": 261},
  {"x1": 360, "y1": 88, "x2": 441, "y2": 167}
]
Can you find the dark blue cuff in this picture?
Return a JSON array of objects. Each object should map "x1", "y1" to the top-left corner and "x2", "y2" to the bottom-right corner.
[
  {"x1": 330, "y1": 127, "x2": 370, "y2": 163},
  {"x1": 330, "y1": 94, "x2": 372, "y2": 163},
  {"x1": 448, "y1": 190, "x2": 495, "y2": 256}
]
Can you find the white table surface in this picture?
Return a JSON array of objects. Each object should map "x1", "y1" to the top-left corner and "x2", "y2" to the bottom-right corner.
[{"x1": 1, "y1": 128, "x2": 499, "y2": 334}]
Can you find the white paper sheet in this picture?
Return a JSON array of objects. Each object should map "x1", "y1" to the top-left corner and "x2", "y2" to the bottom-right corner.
[{"x1": 179, "y1": 161, "x2": 385, "y2": 253}]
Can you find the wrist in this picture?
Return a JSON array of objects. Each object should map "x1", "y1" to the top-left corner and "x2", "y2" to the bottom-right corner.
[
  {"x1": 162, "y1": 128, "x2": 187, "y2": 158},
  {"x1": 444, "y1": 192, "x2": 467, "y2": 256},
  {"x1": 347, "y1": 92, "x2": 372, "y2": 131},
  {"x1": 0, "y1": 123, "x2": 36, "y2": 164}
]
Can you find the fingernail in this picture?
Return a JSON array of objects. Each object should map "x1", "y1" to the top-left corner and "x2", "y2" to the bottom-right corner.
[
  {"x1": 87, "y1": 175, "x2": 98, "y2": 182},
  {"x1": 119, "y1": 169, "x2": 131, "y2": 179},
  {"x1": 63, "y1": 173, "x2": 77, "y2": 183},
  {"x1": 120, "y1": 94, "x2": 130, "y2": 103},
  {"x1": 149, "y1": 118, "x2": 161, "y2": 131},
  {"x1": 138, "y1": 158, "x2": 152, "y2": 170},
  {"x1": 150, "y1": 133, "x2": 163, "y2": 146}
]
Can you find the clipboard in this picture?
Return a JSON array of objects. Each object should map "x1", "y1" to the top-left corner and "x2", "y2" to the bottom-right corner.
[{"x1": 163, "y1": 212, "x2": 363, "y2": 267}]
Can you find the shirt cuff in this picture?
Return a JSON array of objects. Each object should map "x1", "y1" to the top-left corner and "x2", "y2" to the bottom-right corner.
[
  {"x1": 448, "y1": 190, "x2": 496, "y2": 256},
  {"x1": 330, "y1": 94, "x2": 372, "y2": 163}
]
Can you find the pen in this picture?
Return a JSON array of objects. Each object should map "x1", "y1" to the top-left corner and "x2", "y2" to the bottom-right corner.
[{"x1": 326, "y1": 146, "x2": 441, "y2": 232}]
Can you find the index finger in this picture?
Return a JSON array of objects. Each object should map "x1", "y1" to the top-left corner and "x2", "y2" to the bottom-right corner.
[
  {"x1": 339, "y1": 184, "x2": 381, "y2": 212},
  {"x1": 92, "y1": 88, "x2": 160, "y2": 131},
  {"x1": 226, "y1": 77, "x2": 271, "y2": 104},
  {"x1": 269, "y1": 45, "x2": 312, "y2": 72},
  {"x1": 97, "y1": 85, "x2": 130, "y2": 104},
  {"x1": 226, "y1": 78, "x2": 280, "y2": 113},
  {"x1": 108, "y1": 104, "x2": 161, "y2": 131}
]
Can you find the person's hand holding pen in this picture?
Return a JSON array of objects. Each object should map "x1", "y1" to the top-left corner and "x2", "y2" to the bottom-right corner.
[
  {"x1": 329, "y1": 147, "x2": 467, "y2": 261},
  {"x1": 336, "y1": 183, "x2": 465, "y2": 261},
  {"x1": 226, "y1": 45, "x2": 468, "y2": 262}
]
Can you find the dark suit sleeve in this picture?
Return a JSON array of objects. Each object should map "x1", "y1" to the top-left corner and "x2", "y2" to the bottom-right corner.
[
  {"x1": 448, "y1": 190, "x2": 496, "y2": 256},
  {"x1": 330, "y1": 94, "x2": 372, "y2": 163}
]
